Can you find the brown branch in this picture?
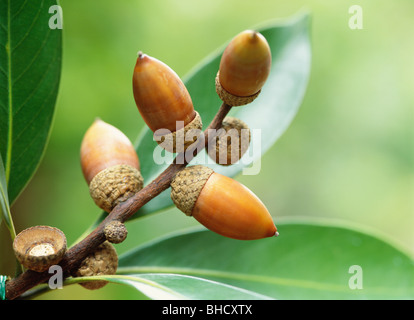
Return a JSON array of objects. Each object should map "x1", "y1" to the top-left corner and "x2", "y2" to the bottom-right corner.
[{"x1": 5, "y1": 102, "x2": 232, "y2": 300}]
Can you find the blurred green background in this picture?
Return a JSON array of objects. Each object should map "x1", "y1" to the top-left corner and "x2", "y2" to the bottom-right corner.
[{"x1": 1, "y1": 0, "x2": 413, "y2": 299}]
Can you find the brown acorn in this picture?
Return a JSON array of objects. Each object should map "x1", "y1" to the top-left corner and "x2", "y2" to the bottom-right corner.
[
  {"x1": 80, "y1": 119, "x2": 144, "y2": 213},
  {"x1": 132, "y1": 52, "x2": 202, "y2": 153},
  {"x1": 216, "y1": 30, "x2": 271, "y2": 106},
  {"x1": 207, "y1": 117, "x2": 251, "y2": 166},
  {"x1": 13, "y1": 226, "x2": 67, "y2": 272},
  {"x1": 171, "y1": 165, "x2": 277, "y2": 240},
  {"x1": 71, "y1": 241, "x2": 118, "y2": 290}
]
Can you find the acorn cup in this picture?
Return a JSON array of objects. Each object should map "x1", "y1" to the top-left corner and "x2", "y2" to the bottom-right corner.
[
  {"x1": 104, "y1": 220, "x2": 128, "y2": 244},
  {"x1": 132, "y1": 52, "x2": 203, "y2": 153},
  {"x1": 171, "y1": 165, "x2": 277, "y2": 240},
  {"x1": 207, "y1": 116, "x2": 251, "y2": 166},
  {"x1": 71, "y1": 241, "x2": 118, "y2": 290},
  {"x1": 80, "y1": 119, "x2": 144, "y2": 213},
  {"x1": 216, "y1": 30, "x2": 272, "y2": 106},
  {"x1": 13, "y1": 226, "x2": 67, "y2": 272}
]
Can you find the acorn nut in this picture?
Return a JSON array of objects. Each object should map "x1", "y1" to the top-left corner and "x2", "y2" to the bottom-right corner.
[
  {"x1": 207, "y1": 117, "x2": 251, "y2": 166},
  {"x1": 104, "y1": 221, "x2": 128, "y2": 244},
  {"x1": 216, "y1": 30, "x2": 271, "y2": 106},
  {"x1": 133, "y1": 52, "x2": 202, "y2": 153},
  {"x1": 80, "y1": 119, "x2": 144, "y2": 213},
  {"x1": 171, "y1": 165, "x2": 277, "y2": 240},
  {"x1": 72, "y1": 241, "x2": 118, "y2": 290},
  {"x1": 13, "y1": 226, "x2": 67, "y2": 272}
]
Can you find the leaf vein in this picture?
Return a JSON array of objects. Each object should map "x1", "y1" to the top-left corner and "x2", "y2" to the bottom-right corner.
[
  {"x1": 13, "y1": 44, "x2": 58, "y2": 118},
  {"x1": 12, "y1": 27, "x2": 52, "y2": 85},
  {"x1": 11, "y1": 1, "x2": 43, "y2": 53},
  {"x1": 5, "y1": 0, "x2": 13, "y2": 184},
  {"x1": 11, "y1": 76, "x2": 58, "y2": 167},
  {"x1": 11, "y1": 0, "x2": 29, "y2": 20}
]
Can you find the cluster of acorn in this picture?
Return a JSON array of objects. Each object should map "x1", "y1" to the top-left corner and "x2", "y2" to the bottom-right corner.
[{"x1": 12, "y1": 30, "x2": 276, "y2": 290}]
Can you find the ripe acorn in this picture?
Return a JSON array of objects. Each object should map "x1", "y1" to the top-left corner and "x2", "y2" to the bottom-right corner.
[
  {"x1": 216, "y1": 30, "x2": 271, "y2": 106},
  {"x1": 207, "y1": 117, "x2": 251, "y2": 166},
  {"x1": 171, "y1": 165, "x2": 277, "y2": 240},
  {"x1": 80, "y1": 119, "x2": 144, "y2": 213},
  {"x1": 13, "y1": 226, "x2": 67, "y2": 272},
  {"x1": 133, "y1": 52, "x2": 202, "y2": 153},
  {"x1": 71, "y1": 241, "x2": 118, "y2": 290}
]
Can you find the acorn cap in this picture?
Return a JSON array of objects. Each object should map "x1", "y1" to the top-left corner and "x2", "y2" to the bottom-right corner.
[
  {"x1": 89, "y1": 164, "x2": 144, "y2": 213},
  {"x1": 104, "y1": 221, "x2": 128, "y2": 244},
  {"x1": 13, "y1": 226, "x2": 67, "y2": 272},
  {"x1": 207, "y1": 117, "x2": 251, "y2": 166},
  {"x1": 170, "y1": 165, "x2": 214, "y2": 216},
  {"x1": 154, "y1": 111, "x2": 203, "y2": 153},
  {"x1": 215, "y1": 71, "x2": 261, "y2": 106},
  {"x1": 72, "y1": 241, "x2": 118, "y2": 290}
]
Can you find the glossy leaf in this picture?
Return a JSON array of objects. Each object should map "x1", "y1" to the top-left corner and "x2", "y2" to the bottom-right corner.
[
  {"x1": 0, "y1": 154, "x2": 11, "y2": 230},
  {"x1": 0, "y1": 0, "x2": 62, "y2": 204},
  {"x1": 67, "y1": 273, "x2": 273, "y2": 300},
  {"x1": 118, "y1": 221, "x2": 414, "y2": 300},
  {"x1": 134, "y1": 13, "x2": 311, "y2": 217}
]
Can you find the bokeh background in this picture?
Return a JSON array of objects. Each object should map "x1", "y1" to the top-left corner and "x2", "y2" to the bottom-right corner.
[{"x1": 1, "y1": 0, "x2": 413, "y2": 299}]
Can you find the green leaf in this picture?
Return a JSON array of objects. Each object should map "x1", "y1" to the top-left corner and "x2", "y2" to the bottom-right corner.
[
  {"x1": 67, "y1": 273, "x2": 273, "y2": 300},
  {"x1": 118, "y1": 220, "x2": 414, "y2": 300},
  {"x1": 0, "y1": 154, "x2": 22, "y2": 274},
  {"x1": 134, "y1": 12, "x2": 311, "y2": 217},
  {"x1": 0, "y1": 0, "x2": 62, "y2": 204},
  {"x1": 0, "y1": 153, "x2": 13, "y2": 233}
]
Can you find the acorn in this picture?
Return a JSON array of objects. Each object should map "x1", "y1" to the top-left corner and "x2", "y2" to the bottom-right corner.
[
  {"x1": 13, "y1": 226, "x2": 67, "y2": 272},
  {"x1": 104, "y1": 221, "x2": 128, "y2": 244},
  {"x1": 80, "y1": 119, "x2": 144, "y2": 213},
  {"x1": 170, "y1": 165, "x2": 277, "y2": 240},
  {"x1": 71, "y1": 241, "x2": 118, "y2": 290},
  {"x1": 207, "y1": 117, "x2": 251, "y2": 166},
  {"x1": 216, "y1": 30, "x2": 271, "y2": 106},
  {"x1": 133, "y1": 52, "x2": 202, "y2": 153}
]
